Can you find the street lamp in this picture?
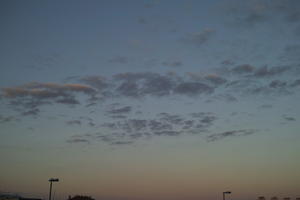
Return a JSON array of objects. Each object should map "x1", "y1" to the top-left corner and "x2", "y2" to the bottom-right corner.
[
  {"x1": 223, "y1": 191, "x2": 231, "y2": 200},
  {"x1": 48, "y1": 178, "x2": 59, "y2": 200}
]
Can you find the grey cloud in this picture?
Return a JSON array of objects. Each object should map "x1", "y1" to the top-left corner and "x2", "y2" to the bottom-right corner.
[
  {"x1": 141, "y1": 74, "x2": 175, "y2": 96},
  {"x1": 2, "y1": 83, "x2": 96, "y2": 105},
  {"x1": 127, "y1": 119, "x2": 148, "y2": 132},
  {"x1": 252, "y1": 66, "x2": 290, "y2": 78},
  {"x1": 108, "y1": 56, "x2": 129, "y2": 64},
  {"x1": 213, "y1": 94, "x2": 238, "y2": 103},
  {"x1": 56, "y1": 97, "x2": 80, "y2": 105},
  {"x1": 232, "y1": 64, "x2": 255, "y2": 74},
  {"x1": 290, "y1": 79, "x2": 300, "y2": 87},
  {"x1": 0, "y1": 116, "x2": 16, "y2": 123},
  {"x1": 110, "y1": 141, "x2": 134, "y2": 145},
  {"x1": 258, "y1": 104, "x2": 273, "y2": 109},
  {"x1": 114, "y1": 72, "x2": 176, "y2": 97},
  {"x1": 286, "y1": 11, "x2": 300, "y2": 22},
  {"x1": 283, "y1": 116, "x2": 296, "y2": 121},
  {"x1": 22, "y1": 108, "x2": 40, "y2": 116},
  {"x1": 80, "y1": 76, "x2": 109, "y2": 91},
  {"x1": 153, "y1": 130, "x2": 181, "y2": 136},
  {"x1": 162, "y1": 61, "x2": 183, "y2": 67},
  {"x1": 157, "y1": 113, "x2": 184, "y2": 124},
  {"x1": 115, "y1": 81, "x2": 140, "y2": 98},
  {"x1": 224, "y1": 1, "x2": 269, "y2": 26},
  {"x1": 200, "y1": 116, "x2": 217, "y2": 124},
  {"x1": 269, "y1": 80, "x2": 287, "y2": 88},
  {"x1": 110, "y1": 115, "x2": 128, "y2": 119},
  {"x1": 279, "y1": 0, "x2": 300, "y2": 22},
  {"x1": 101, "y1": 122, "x2": 118, "y2": 129},
  {"x1": 182, "y1": 29, "x2": 216, "y2": 46},
  {"x1": 186, "y1": 73, "x2": 227, "y2": 86},
  {"x1": 66, "y1": 120, "x2": 82, "y2": 126},
  {"x1": 148, "y1": 120, "x2": 173, "y2": 131},
  {"x1": 204, "y1": 74, "x2": 227, "y2": 85},
  {"x1": 106, "y1": 106, "x2": 132, "y2": 115},
  {"x1": 69, "y1": 111, "x2": 219, "y2": 145},
  {"x1": 32, "y1": 53, "x2": 61, "y2": 69},
  {"x1": 294, "y1": 26, "x2": 300, "y2": 36},
  {"x1": 207, "y1": 129, "x2": 257, "y2": 142},
  {"x1": 221, "y1": 59, "x2": 235, "y2": 66},
  {"x1": 88, "y1": 122, "x2": 95, "y2": 127},
  {"x1": 66, "y1": 138, "x2": 90, "y2": 144},
  {"x1": 138, "y1": 17, "x2": 148, "y2": 24},
  {"x1": 190, "y1": 112, "x2": 214, "y2": 118},
  {"x1": 280, "y1": 44, "x2": 300, "y2": 62},
  {"x1": 174, "y1": 82, "x2": 214, "y2": 96}
]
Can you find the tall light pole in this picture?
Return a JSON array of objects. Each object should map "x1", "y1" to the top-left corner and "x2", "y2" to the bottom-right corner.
[
  {"x1": 223, "y1": 191, "x2": 231, "y2": 200},
  {"x1": 49, "y1": 178, "x2": 59, "y2": 200}
]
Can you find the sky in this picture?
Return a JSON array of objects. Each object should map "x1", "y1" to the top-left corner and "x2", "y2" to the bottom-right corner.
[{"x1": 0, "y1": 0, "x2": 300, "y2": 200}]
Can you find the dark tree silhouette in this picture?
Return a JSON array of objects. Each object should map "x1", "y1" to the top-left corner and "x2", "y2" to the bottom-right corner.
[
  {"x1": 257, "y1": 196, "x2": 266, "y2": 200},
  {"x1": 68, "y1": 195, "x2": 95, "y2": 200},
  {"x1": 270, "y1": 197, "x2": 278, "y2": 200}
]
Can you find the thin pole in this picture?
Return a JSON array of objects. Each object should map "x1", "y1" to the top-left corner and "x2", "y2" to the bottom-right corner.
[
  {"x1": 49, "y1": 181, "x2": 53, "y2": 200},
  {"x1": 223, "y1": 192, "x2": 225, "y2": 200}
]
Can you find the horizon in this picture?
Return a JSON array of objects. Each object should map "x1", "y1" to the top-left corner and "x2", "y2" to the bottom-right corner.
[{"x1": 0, "y1": 1, "x2": 299, "y2": 200}]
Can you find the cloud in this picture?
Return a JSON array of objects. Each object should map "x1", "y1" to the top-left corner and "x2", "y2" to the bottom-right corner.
[
  {"x1": 182, "y1": 28, "x2": 216, "y2": 46},
  {"x1": 66, "y1": 120, "x2": 82, "y2": 126},
  {"x1": 174, "y1": 82, "x2": 214, "y2": 96},
  {"x1": 106, "y1": 106, "x2": 132, "y2": 115},
  {"x1": 186, "y1": 73, "x2": 227, "y2": 86},
  {"x1": 290, "y1": 79, "x2": 300, "y2": 87},
  {"x1": 153, "y1": 130, "x2": 181, "y2": 136},
  {"x1": 258, "y1": 104, "x2": 273, "y2": 109},
  {"x1": 148, "y1": 120, "x2": 173, "y2": 131},
  {"x1": 221, "y1": 59, "x2": 235, "y2": 66},
  {"x1": 162, "y1": 61, "x2": 183, "y2": 67},
  {"x1": 254, "y1": 66, "x2": 291, "y2": 77},
  {"x1": 280, "y1": 44, "x2": 300, "y2": 62},
  {"x1": 0, "y1": 116, "x2": 17, "y2": 123},
  {"x1": 88, "y1": 111, "x2": 218, "y2": 145},
  {"x1": 232, "y1": 64, "x2": 255, "y2": 74},
  {"x1": 2, "y1": 82, "x2": 96, "y2": 99},
  {"x1": 157, "y1": 113, "x2": 184, "y2": 124},
  {"x1": 269, "y1": 80, "x2": 287, "y2": 88},
  {"x1": 137, "y1": 17, "x2": 148, "y2": 24},
  {"x1": 2, "y1": 67, "x2": 300, "y2": 121},
  {"x1": 108, "y1": 56, "x2": 129, "y2": 64},
  {"x1": 56, "y1": 97, "x2": 80, "y2": 105},
  {"x1": 207, "y1": 129, "x2": 257, "y2": 142},
  {"x1": 80, "y1": 76, "x2": 109, "y2": 91},
  {"x1": 224, "y1": 1, "x2": 269, "y2": 26},
  {"x1": 114, "y1": 72, "x2": 177, "y2": 97},
  {"x1": 204, "y1": 74, "x2": 227, "y2": 85},
  {"x1": 1, "y1": 82, "x2": 96, "y2": 114},
  {"x1": 22, "y1": 108, "x2": 40, "y2": 116},
  {"x1": 66, "y1": 137, "x2": 90, "y2": 144},
  {"x1": 283, "y1": 116, "x2": 296, "y2": 121},
  {"x1": 210, "y1": 94, "x2": 238, "y2": 103}
]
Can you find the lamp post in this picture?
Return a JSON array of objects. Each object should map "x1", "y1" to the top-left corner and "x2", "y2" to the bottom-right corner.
[
  {"x1": 49, "y1": 178, "x2": 59, "y2": 200},
  {"x1": 223, "y1": 191, "x2": 231, "y2": 200}
]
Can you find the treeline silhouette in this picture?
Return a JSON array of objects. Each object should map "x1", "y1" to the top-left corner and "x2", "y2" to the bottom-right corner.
[
  {"x1": 258, "y1": 197, "x2": 300, "y2": 200},
  {"x1": 67, "y1": 195, "x2": 94, "y2": 200}
]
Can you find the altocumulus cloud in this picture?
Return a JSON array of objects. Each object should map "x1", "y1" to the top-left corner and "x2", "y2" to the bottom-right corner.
[
  {"x1": 206, "y1": 129, "x2": 258, "y2": 142},
  {"x1": 75, "y1": 112, "x2": 219, "y2": 145},
  {"x1": 2, "y1": 67, "x2": 300, "y2": 117}
]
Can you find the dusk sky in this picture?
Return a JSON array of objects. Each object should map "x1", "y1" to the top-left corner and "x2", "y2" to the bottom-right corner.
[{"x1": 0, "y1": 1, "x2": 300, "y2": 200}]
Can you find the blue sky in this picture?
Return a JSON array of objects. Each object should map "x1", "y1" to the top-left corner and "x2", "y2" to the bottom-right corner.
[{"x1": 0, "y1": 1, "x2": 300, "y2": 200}]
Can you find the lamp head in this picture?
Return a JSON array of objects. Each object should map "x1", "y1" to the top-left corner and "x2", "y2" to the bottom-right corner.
[{"x1": 49, "y1": 178, "x2": 59, "y2": 182}]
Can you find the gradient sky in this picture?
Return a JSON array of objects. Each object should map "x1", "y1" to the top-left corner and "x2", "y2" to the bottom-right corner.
[{"x1": 0, "y1": 1, "x2": 300, "y2": 200}]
